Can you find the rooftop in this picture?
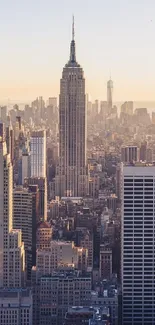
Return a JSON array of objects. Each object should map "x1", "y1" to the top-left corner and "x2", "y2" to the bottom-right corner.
[{"x1": 37, "y1": 221, "x2": 51, "y2": 229}]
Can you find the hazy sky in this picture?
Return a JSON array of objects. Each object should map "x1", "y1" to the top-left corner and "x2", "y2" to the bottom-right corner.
[{"x1": 0, "y1": 0, "x2": 155, "y2": 102}]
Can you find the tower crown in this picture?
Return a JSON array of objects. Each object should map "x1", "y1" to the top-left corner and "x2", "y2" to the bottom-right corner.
[{"x1": 66, "y1": 16, "x2": 80, "y2": 68}]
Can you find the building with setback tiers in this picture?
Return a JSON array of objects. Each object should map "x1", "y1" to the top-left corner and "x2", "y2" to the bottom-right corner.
[{"x1": 55, "y1": 17, "x2": 88, "y2": 197}]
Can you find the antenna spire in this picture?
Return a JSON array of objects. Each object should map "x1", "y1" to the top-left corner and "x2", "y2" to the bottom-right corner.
[{"x1": 72, "y1": 15, "x2": 75, "y2": 40}]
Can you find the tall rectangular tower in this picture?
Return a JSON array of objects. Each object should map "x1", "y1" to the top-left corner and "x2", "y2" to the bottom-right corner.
[
  {"x1": 30, "y1": 130, "x2": 46, "y2": 178},
  {"x1": 0, "y1": 140, "x2": 25, "y2": 287},
  {"x1": 56, "y1": 18, "x2": 88, "y2": 197},
  {"x1": 121, "y1": 163, "x2": 155, "y2": 325},
  {"x1": 0, "y1": 141, "x2": 12, "y2": 286}
]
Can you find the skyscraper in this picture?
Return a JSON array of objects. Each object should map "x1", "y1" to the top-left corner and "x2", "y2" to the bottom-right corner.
[
  {"x1": 0, "y1": 140, "x2": 13, "y2": 286},
  {"x1": 30, "y1": 130, "x2": 46, "y2": 178},
  {"x1": 56, "y1": 17, "x2": 88, "y2": 197},
  {"x1": 0, "y1": 139, "x2": 25, "y2": 287},
  {"x1": 121, "y1": 163, "x2": 155, "y2": 325},
  {"x1": 107, "y1": 79, "x2": 113, "y2": 114}
]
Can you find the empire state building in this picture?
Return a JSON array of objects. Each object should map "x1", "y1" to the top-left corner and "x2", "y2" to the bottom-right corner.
[{"x1": 56, "y1": 18, "x2": 88, "y2": 197}]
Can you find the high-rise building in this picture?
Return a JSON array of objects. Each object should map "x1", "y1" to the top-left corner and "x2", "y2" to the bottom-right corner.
[
  {"x1": 99, "y1": 244, "x2": 112, "y2": 280},
  {"x1": 24, "y1": 177, "x2": 47, "y2": 221},
  {"x1": 121, "y1": 163, "x2": 155, "y2": 325},
  {"x1": 36, "y1": 221, "x2": 52, "y2": 250},
  {"x1": 121, "y1": 101, "x2": 133, "y2": 115},
  {"x1": 8, "y1": 229, "x2": 25, "y2": 287},
  {"x1": 107, "y1": 79, "x2": 113, "y2": 114},
  {"x1": 13, "y1": 186, "x2": 33, "y2": 280},
  {"x1": 48, "y1": 97, "x2": 57, "y2": 107},
  {"x1": 0, "y1": 106, "x2": 7, "y2": 123},
  {"x1": 56, "y1": 18, "x2": 88, "y2": 197},
  {"x1": 121, "y1": 145, "x2": 139, "y2": 163},
  {"x1": 0, "y1": 139, "x2": 25, "y2": 287},
  {"x1": 30, "y1": 130, "x2": 46, "y2": 178},
  {"x1": 0, "y1": 140, "x2": 13, "y2": 286},
  {"x1": 0, "y1": 122, "x2": 6, "y2": 141},
  {"x1": 140, "y1": 141, "x2": 147, "y2": 162},
  {"x1": 0, "y1": 288, "x2": 33, "y2": 325}
]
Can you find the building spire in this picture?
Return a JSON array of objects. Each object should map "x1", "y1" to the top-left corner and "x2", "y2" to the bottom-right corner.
[
  {"x1": 70, "y1": 16, "x2": 76, "y2": 63},
  {"x1": 72, "y1": 15, "x2": 75, "y2": 40}
]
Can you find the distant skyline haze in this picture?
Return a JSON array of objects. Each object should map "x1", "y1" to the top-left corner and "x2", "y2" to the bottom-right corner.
[{"x1": 0, "y1": 0, "x2": 155, "y2": 101}]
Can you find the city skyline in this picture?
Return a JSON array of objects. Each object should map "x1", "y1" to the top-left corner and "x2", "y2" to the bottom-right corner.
[{"x1": 0, "y1": 0, "x2": 155, "y2": 101}]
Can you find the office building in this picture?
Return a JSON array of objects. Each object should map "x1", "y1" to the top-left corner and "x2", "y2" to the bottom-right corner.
[
  {"x1": 121, "y1": 145, "x2": 139, "y2": 163},
  {"x1": 14, "y1": 185, "x2": 39, "y2": 270},
  {"x1": 107, "y1": 79, "x2": 113, "y2": 114},
  {"x1": 13, "y1": 186, "x2": 33, "y2": 280},
  {"x1": 39, "y1": 269, "x2": 91, "y2": 325},
  {"x1": 79, "y1": 230, "x2": 93, "y2": 269},
  {"x1": 121, "y1": 163, "x2": 155, "y2": 325},
  {"x1": 6, "y1": 125, "x2": 14, "y2": 163},
  {"x1": 36, "y1": 221, "x2": 52, "y2": 250},
  {"x1": 65, "y1": 306, "x2": 110, "y2": 325},
  {"x1": 8, "y1": 229, "x2": 25, "y2": 287},
  {"x1": 36, "y1": 241, "x2": 88, "y2": 277},
  {"x1": 30, "y1": 130, "x2": 46, "y2": 178},
  {"x1": 0, "y1": 122, "x2": 5, "y2": 141},
  {"x1": 0, "y1": 288, "x2": 33, "y2": 325},
  {"x1": 56, "y1": 18, "x2": 88, "y2": 197},
  {"x1": 139, "y1": 141, "x2": 147, "y2": 161},
  {"x1": 48, "y1": 97, "x2": 57, "y2": 107},
  {"x1": 121, "y1": 101, "x2": 133, "y2": 115},
  {"x1": 0, "y1": 139, "x2": 25, "y2": 287},
  {"x1": 0, "y1": 106, "x2": 7, "y2": 123},
  {"x1": 24, "y1": 177, "x2": 47, "y2": 221},
  {"x1": 91, "y1": 277, "x2": 118, "y2": 325},
  {"x1": 21, "y1": 150, "x2": 30, "y2": 184},
  {"x1": 99, "y1": 245, "x2": 112, "y2": 280}
]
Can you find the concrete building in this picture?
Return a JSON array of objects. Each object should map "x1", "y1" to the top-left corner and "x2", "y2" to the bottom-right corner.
[
  {"x1": 56, "y1": 18, "x2": 88, "y2": 197},
  {"x1": 121, "y1": 145, "x2": 139, "y2": 163},
  {"x1": 30, "y1": 130, "x2": 46, "y2": 178},
  {"x1": 0, "y1": 140, "x2": 25, "y2": 287},
  {"x1": 139, "y1": 141, "x2": 147, "y2": 161},
  {"x1": 39, "y1": 269, "x2": 91, "y2": 325},
  {"x1": 8, "y1": 229, "x2": 25, "y2": 287},
  {"x1": 65, "y1": 306, "x2": 110, "y2": 325},
  {"x1": 121, "y1": 101, "x2": 133, "y2": 115},
  {"x1": 36, "y1": 221, "x2": 52, "y2": 250},
  {"x1": 121, "y1": 163, "x2": 155, "y2": 325},
  {"x1": 89, "y1": 174, "x2": 100, "y2": 198},
  {"x1": 0, "y1": 288, "x2": 33, "y2": 325},
  {"x1": 107, "y1": 79, "x2": 113, "y2": 114},
  {"x1": 21, "y1": 151, "x2": 30, "y2": 184},
  {"x1": 13, "y1": 186, "x2": 34, "y2": 280},
  {"x1": 24, "y1": 177, "x2": 47, "y2": 221},
  {"x1": 0, "y1": 106, "x2": 7, "y2": 123},
  {"x1": 91, "y1": 278, "x2": 118, "y2": 325},
  {"x1": 79, "y1": 230, "x2": 93, "y2": 269},
  {"x1": 99, "y1": 245, "x2": 112, "y2": 280},
  {"x1": 36, "y1": 241, "x2": 88, "y2": 277}
]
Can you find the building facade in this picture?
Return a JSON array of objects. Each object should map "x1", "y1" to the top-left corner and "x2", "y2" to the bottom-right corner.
[
  {"x1": 56, "y1": 19, "x2": 88, "y2": 197},
  {"x1": 0, "y1": 288, "x2": 33, "y2": 325},
  {"x1": 121, "y1": 163, "x2": 155, "y2": 325},
  {"x1": 39, "y1": 270, "x2": 91, "y2": 325},
  {"x1": 0, "y1": 140, "x2": 25, "y2": 287},
  {"x1": 121, "y1": 145, "x2": 139, "y2": 163},
  {"x1": 30, "y1": 130, "x2": 46, "y2": 178}
]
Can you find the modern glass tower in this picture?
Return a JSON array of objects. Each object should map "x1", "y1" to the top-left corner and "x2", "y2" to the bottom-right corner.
[{"x1": 56, "y1": 18, "x2": 88, "y2": 197}]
